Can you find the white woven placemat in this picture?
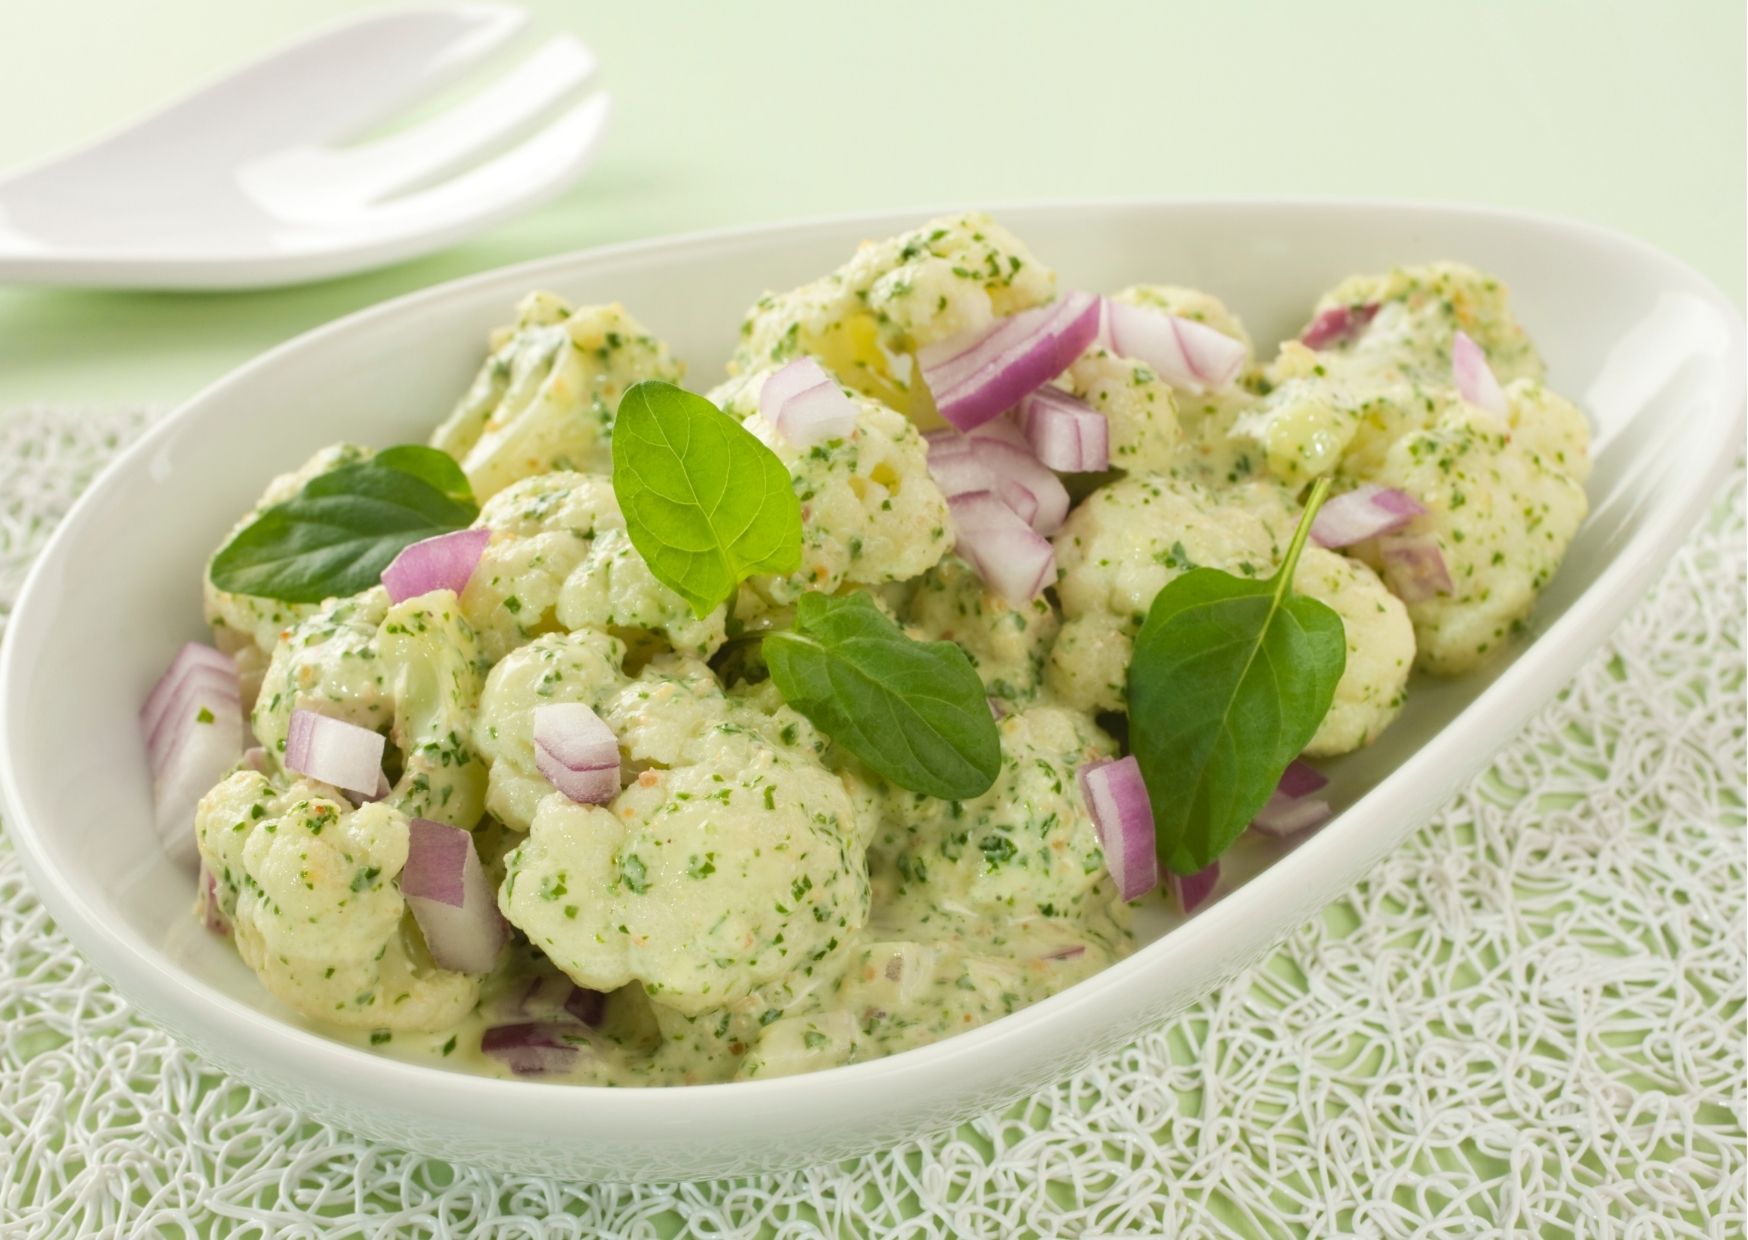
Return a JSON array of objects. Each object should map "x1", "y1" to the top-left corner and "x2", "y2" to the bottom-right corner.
[{"x1": 1, "y1": 405, "x2": 1742, "y2": 1239}]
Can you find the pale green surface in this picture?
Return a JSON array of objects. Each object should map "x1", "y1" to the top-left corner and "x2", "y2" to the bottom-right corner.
[{"x1": 0, "y1": 0, "x2": 1742, "y2": 403}]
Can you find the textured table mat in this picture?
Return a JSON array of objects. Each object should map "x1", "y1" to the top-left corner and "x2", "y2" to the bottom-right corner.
[{"x1": 0, "y1": 405, "x2": 1742, "y2": 1238}]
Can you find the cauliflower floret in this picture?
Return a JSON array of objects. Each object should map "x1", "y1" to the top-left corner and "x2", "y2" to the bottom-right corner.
[
  {"x1": 1294, "y1": 548, "x2": 1414, "y2": 755},
  {"x1": 1048, "y1": 474, "x2": 1414, "y2": 754},
  {"x1": 195, "y1": 770, "x2": 478, "y2": 1031},
  {"x1": 1048, "y1": 474, "x2": 1282, "y2": 714},
  {"x1": 203, "y1": 443, "x2": 370, "y2": 699},
  {"x1": 875, "y1": 705, "x2": 1116, "y2": 918},
  {"x1": 1302, "y1": 261, "x2": 1546, "y2": 387},
  {"x1": 253, "y1": 589, "x2": 487, "y2": 828},
  {"x1": 498, "y1": 660, "x2": 869, "y2": 1015},
  {"x1": 430, "y1": 296, "x2": 684, "y2": 500},
  {"x1": 473, "y1": 630, "x2": 631, "y2": 832},
  {"x1": 734, "y1": 370, "x2": 952, "y2": 604},
  {"x1": 1356, "y1": 397, "x2": 1589, "y2": 675},
  {"x1": 1241, "y1": 264, "x2": 1552, "y2": 485},
  {"x1": 460, "y1": 471, "x2": 726, "y2": 663},
  {"x1": 730, "y1": 212, "x2": 1054, "y2": 411},
  {"x1": 896, "y1": 555, "x2": 1059, "y2": 708},
  {"x1": 1061, "y1": 349, "x2": 1182, "y2": 474}
]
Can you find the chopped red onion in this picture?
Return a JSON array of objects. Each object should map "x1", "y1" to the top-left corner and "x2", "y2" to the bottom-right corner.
[
  {"x1": 1310, "y1": 485, "x2": 1426, "y2": 548},
  {"x1": 140, "y1": 642, "x2": 243, "y2": 866},
  {"x1": 481, "y1": 1021, "x2": 588, "y2": 1075},
  {"x1": 925, "y1": 435, "x2": 997, "y2": 499},
  {"x1": 1249, "y1": 759, "x2": 1334, "y2": 839},
  {"x1": 1451, "y1": 329, "x2": 1508, "y2": 415},
  {"x1": 917, "y1": 292, "x2": 1101, "y2": 431},
  {"x1": 1077, "y1": 755, "x2": 1159, "y2": 902},
  {"x1": 533, "y1": 702, "x2": 620, "y2": 804},
  {"x1": 1014, "y1": 387, "x2": 1110, "y2": 473},
  {"x1": 1300, "y1": 302, "x2": 1379, "y2": 350},
  {"x1": 1102, "y1": 300, "x2": 1246, "y2": 393},
  {"x1": 933, "y1": 420, "x2": 1070, "y2": 532},
  {"x1": 402, "y1": 818, "x2": 508, "y2": 973},
  {"x1": 1250, "y1": 792, "x2": 1333, "y2": 838},
  {"x1": 1379, "y1": 535, "x2": 1453, "y2": 602},
  {"x1": 381, "y1": 527, "x2": 492, "y2": 604},
  {"x1": 964, "y1": 421, "x2": 1069, "y2": 535},
  {"x1": 947, "y1": 491, "x2": 1056, "y2": 602},
  {"x1": 1165, "y1": 862, "x2": 1219, "y2": 913},
  {"x1": 240, "y1": 746, "x2": 269, "y2": 774},
  {"x1": 142, "y1": 643, "x2": 234, "y2": 738},
  {"x1": 1276, "y1": 758, "x2": 1328, "y2": 800},
  {"x1": 760, "y1": 357, "x2": 859, "y2": 448},
  {"x1": 565, "y1": 987, "x2": 607, "y2": 1026},
  {"x1": 284, "y1": 709, "x2": 385, "y2": 796},
  {"x1": 1042, "y1": 944, "x2": 1087, "y2": 961},
  {"x1": 487, "y1": 973, "x2": 608, "y2": 1026}
]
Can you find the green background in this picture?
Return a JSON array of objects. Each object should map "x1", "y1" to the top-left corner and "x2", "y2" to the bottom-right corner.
[{"x1": 0, "y1": 0, "x2": 1741, "y2": 405}]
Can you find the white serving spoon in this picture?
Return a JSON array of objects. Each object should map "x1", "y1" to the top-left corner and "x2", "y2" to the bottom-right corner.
[{"x1": 0, "y1": 4, "x2": 610, "y2": 289}]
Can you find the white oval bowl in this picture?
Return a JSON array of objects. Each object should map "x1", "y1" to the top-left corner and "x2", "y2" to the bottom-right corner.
[{"x1": 1, "y1": 200, "x2": 1741, "y2": 1181}]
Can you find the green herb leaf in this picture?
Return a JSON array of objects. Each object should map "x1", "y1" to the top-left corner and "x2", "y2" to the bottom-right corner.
[
  {"x1": 763, "y1": 592, "x2": 1001, "y2": 800},
  {"x1": 1126, "y1": 478, "x2": 1346, "y2": 874},
  {"x1": 611, "y1": 380, "x2": 801, "y2": 617},
  {"x1": 208, "y1": 452, "x2": 479, "y2": 603},
  {"x1": 372, "y1": 444, "x2": 475, "y2": 506}
]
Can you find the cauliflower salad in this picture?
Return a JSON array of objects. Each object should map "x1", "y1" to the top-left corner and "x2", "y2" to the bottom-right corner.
[{"x1": 141, "y1": 213, "x2": 1590, "y2": 1086}]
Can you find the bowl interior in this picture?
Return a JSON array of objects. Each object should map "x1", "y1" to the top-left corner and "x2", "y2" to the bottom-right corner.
[{"x1": 1, "y1": 200, "x2": 1741, "y2": 1175}]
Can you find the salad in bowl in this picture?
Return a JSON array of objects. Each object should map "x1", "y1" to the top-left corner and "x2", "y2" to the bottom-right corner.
[{"x1": 142, "y1": 211, "x2": 1590, "y2": 1087}]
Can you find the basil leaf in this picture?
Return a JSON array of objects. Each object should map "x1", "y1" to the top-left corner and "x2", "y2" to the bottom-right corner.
[
  {"x1": 763, "y1": 592, "x2": 1001, "y2": 800},
  {"x1": 209, "y1": 456, "x2": 478, "y2": 603},
  {"x1": 612, "y1": 380, "x2": 802, "y2": 617},
  {"x1": 374, "y1": 444, "x2": 474, "y2": 506},
  {"x1": 1126, "y1": 478, "x2": 1346, "y2": 874}
]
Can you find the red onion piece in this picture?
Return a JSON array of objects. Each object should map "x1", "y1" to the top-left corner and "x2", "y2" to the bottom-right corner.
[
  {"x1": 1300, "y1": 302, "x2": 1379, "y2": 350},
  {"x1": 533, "y1": 702, "x2": 620, "y2": 804},
  {"x1": 1103, "y1": 300, "x2": 1246, "y2": 393},
  {"x1": 487, "y1": 973, "x2": 608, "y2": 1026},
  {"x1": 1165, "y1": 862, "x2": 1220, "y2": 913},
  {"x1": 565, "y1": 987, "x2": 607, "y2": 1026},
  {"x1": 284, "y1": 709, "x2": 385, "y2": 796},
  {"x1": 1451, "y1": 329, "x2": 1508, "y2": 415},
  {"x1": 965, "y1": 422, "x2": 1069, "y2": 535},
  {"x1": 1310, "y1": 485, "x2": 1426, "y2": 548},
  {"x1": 403, "y1": 818, "x2": 508, "y2": 973},
  {"x1": 948, "y1": 491, "x2": 1056, "y2": 602},
  {"x1": 1379, "y1": 535, "x2": 1453, "y2": 602},
  {"x1": 1077, "y1": 755, "x2": 1160, "y2": 902},
  {"x1": 381, "y1": 527, "x2": 492, "y2": 604},
  {"x1": 1014, "y1": 387, "x2": 1110, "y2": 472},
  {"x1": 240, "y1": 746, "x2": 269, "y2": 773},
  {"x1": 1276, "y1": 758, "x2": 1328, "y2": 799},
  {"x1": 917, "y1": 292, "x2": 1101, "y2": 431},
  {"x1": 1249, "y1": 759, "x2": 1334, "y2": 838},
  {"x1": 925, "y1": 436, "x2": 997, "y2": 499},
  {"x1": 931, "y1": 422, "x2": 1070, "y2": 534},
  {"x1": 141, "y1": 643, "x2": 234, "y2": 738},
  {"x1": 760, "y1": 357, "x2": 859, "y2": 448},
  {"x1": 1042, "y1": 944, "x2": 1087, "y2": 961},
  {"x1": 140, "y1": 642, "x2": 243, "y2": 865},
  {"x1": 1249, "y1": 792, "x2": 1333, "y2": 838},
  {"x1": 481, "y1": 1021, "x2": 587, "y2": 1075}
]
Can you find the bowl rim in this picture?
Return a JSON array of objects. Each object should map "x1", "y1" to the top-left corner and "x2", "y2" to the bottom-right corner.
[{"x1": 2, "y1": 195, "x2": 1742, "y2": 1128}]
